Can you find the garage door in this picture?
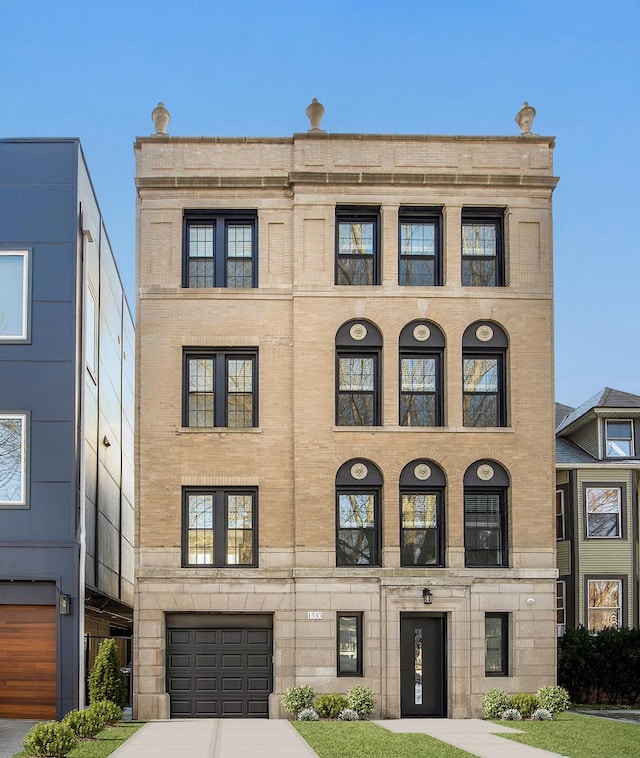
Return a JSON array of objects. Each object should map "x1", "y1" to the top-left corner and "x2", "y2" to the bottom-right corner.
[
  {"x1": 0, "y1": 604, "x2": 57, "y2": 718},
  {"x1": 166, "y1": 615, "x2": 272, "y2": 718}
]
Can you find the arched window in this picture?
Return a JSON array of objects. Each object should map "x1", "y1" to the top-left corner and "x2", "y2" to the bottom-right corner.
[
  {"x1": 462, "y1": 321, "x2": 508, "y2": 427},
  {"x1": 464, "y1": 460, "x2": 509, "y2": 567},
  {"x1": 399, "y1": 321, "x2": 445, "y2": 426},
  {"x1": 335, "y1": 320, "x2": 382, "y2": 426},
  {"x1": 336, "y1": 459, "x2": 382, "y2": 566},
  {"x1": 400, "y1": 460, "x2": 446, "y2": 567}
]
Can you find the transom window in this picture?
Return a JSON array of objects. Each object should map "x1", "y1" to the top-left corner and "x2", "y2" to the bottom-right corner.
[
  {"x1": 335, "y1": 207, "x2": 379, "y2": 285},
  {"x1": 461, "y1": 209, "x2": 505, "y2": 286},
  {"x1": 462, "y1": 322, "x2": 508, "y2": 427},
  {"x1": 0, "y1": 250, "x2": 30, "y2": 342},
  {"x1": 336, "y1": 321, "x2": 382, "y2": 426},
  {"x1": 587, "y1": 579, "x2": 621, "y2": 632},
  {"x1": 605, "y1": 420, "x2": 634, "y2": 457},
  {"x1": 585, "y1": 486, "x2": 622, "y2": 538},
  {"x1": 400, "y1": 460, "x2": 445, "y2": 567},
  {"x1": 398, "y1": 207, "x2": 442, "y2": 286},
  {"x1": 0, "y1": 413, "x2": 28, "y2": 508},
  {"x1": 399, "y1": 321, "x2": 444, "y2": 427},
  {"x1": 336, "y1": 460, "x2": 382, "y2": 567},
  {"x1": 184, "y1": 350, "x2": 257, "y2": 428},
  {"x1": 183, "y1": 488, "x2": 257, "y2": 567},
  {"x1": 184, "y1": 211, "x2": 257, "y2": 288},
  {"x1": 464, "y1": 460, "x2": 509, "y2": 568}
]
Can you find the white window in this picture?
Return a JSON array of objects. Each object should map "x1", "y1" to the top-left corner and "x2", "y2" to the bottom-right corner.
[
  {"x1": 556, "y1": 490, "x2": 565, "y2": 540},
  {"x1": 585, "y1": 486, "x2": 621, "y2": 538},
  {"x1": 556, "y1": 580, "x2": 566, "y2": 637},
  {"x1": 587, "y1": 579, "x2": 621, "y2": 632},
  {"x1": 605, "y1": 420, "x2": 634, "y2": 457},
  {"x1": 0, "y1": 413, "x2": 28, "y2": 506},
  {"x1": 0, "y1": 250, "x2": 30, "y2": 342}
]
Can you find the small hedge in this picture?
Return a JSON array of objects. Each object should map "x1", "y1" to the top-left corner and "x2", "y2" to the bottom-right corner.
[
  {"x1": 483, "y1": 686, "x2": 570, "y2": 721},
  {"x1": 315, "y1": 693, "x2": 348, "y2": 719},
  {"x1": 346, "y1": 685, "x2": 374, "y2": 716},
  {"x1": 62, "y1": 708, "x2": 105, "y2": 739},
  {"x1": 281, "y1": 685, "x2": 317, "y2": 715},
  {"x1": 509, "y1": 693, "x2": 538, "y2": 718},
  {"x1": 23, "y1": 721, "x2": 78, "y2": 757},
  {"x1": 88, "y1": 698, "x2": 123, "y2": 725}
]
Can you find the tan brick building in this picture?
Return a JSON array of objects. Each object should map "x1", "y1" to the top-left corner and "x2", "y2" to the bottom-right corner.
[{"x1": 134, "y1": 104, "x2": 559, "y2": 719}]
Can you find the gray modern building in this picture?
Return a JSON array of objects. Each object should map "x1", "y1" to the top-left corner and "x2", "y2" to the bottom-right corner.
[{"x1": 0, "y1": 139, "x2": 134, "y2": 719}]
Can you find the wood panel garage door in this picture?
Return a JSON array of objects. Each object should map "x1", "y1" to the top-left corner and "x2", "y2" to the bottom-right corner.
[
  {"x1": 167, "y1": 621, "x2": 272, "y2": 718},
  {"x1": 0, "y1": 605, "x2": 57, "y2": 718}
]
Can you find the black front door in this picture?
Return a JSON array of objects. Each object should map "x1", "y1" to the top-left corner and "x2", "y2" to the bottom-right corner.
[{"x1": 400, "y1": 613, "x2": 446, "y2": 717}]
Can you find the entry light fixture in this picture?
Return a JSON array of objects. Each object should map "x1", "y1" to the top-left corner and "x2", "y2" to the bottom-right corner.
[
  {"x1": 59, "y1": 594, "x2": 70, "y2": 615},
  {"x1": 422, "y1": 587, "x2": 433, "y2": 605}
]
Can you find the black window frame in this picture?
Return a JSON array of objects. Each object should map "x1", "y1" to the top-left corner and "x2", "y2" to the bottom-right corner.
[
  {"x1": 182, "y1": 487, "x2": 258, "y2": 568},
  {"x1": 337, "y1": 612, "x2": 363, "y2": 677},
  {"x1": 183, "y1": 348, "x2": 258, "y2": 428},
  {"x1": 485, "y1": 612, "x2": 509, "y2": 676},
  {"x1": 462, "y1": 322, "x2": 508, "y2": 428},
  {"x1": 335, "y1": 459, "x2": 383, "y2": 567},
  {"x1": 398, "y1": 206, "x2": 443, "y2": 286},
  {"x1": 399, "y1": 321, "x2": 445, "y2": 427},
  {"x1": 335, "y1": 206, "x2": 380, "y2": 286},
  {"x1": 464, "y1": 460, "x2": 509, "y2": 568},
  {"x1": 335, "y1": 321, "x2": 382, "y2": 427},
  {"x1": 183, "y1": 210, "x2": 258, "y2": 289},
  {"x1": 461, "y1": 208, "x2": 505, "y2": 287},
  {"x1": 399, "y1": 460, "x2": 446, "y2": 567}
]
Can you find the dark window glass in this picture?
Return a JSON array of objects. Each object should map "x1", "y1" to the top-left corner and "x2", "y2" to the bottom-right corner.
[
  {"x1": 605, "y1": 420, "x2": 634, "y2": 457},
  {"x1": 485, "y1": 613, "x2": 508, "y2": 675},
  {"x1": 183, "y1": 489, "x2": 256, "y2": 567},
  {"x1": 463, "y1": 356, "x2": 502, "y2": 427},
  {"x1": 461, "y1": 213, "x2": 504, "y2": 287},
  {"x1": 337, "y1": 355, "x2": 378, "y2": 426},
  {"x1": 401, "y1": 492, "x2": 442, "y2": 566},
  {"x1": 464, "y1": 491, "x2": 507, "y2": 567},
  {"x1": 555, "y1": 490, "x2": 565, "y2": 540},
  {"x1": 184, "y1": 350, "x2": 257, "y2": 428},
  {"x1": 336, "y1": 491, "x2": 379, "y2": 566},
  {"x1": 400, "y1": 222, "x2": 438, "y2": 286},
  {"x1": 337, "y1": 613, "x2": 363, "y2": 676}
]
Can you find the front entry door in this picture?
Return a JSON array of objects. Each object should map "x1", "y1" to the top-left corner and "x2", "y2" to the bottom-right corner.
[{"x1": 400, "y1": 613, "x2": 446, "y2": 717}]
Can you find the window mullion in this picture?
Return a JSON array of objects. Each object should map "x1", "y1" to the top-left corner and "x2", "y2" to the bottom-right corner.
[{"x1": 215, "y1": 219, "x2": 225, "y2": 286}]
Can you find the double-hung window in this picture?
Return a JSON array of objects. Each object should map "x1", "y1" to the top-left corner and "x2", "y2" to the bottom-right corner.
[
  {"x1": 336, "y1": 321, "x2": 382, "y2": 426},
  {"x1": 0, "y1": 412, "x2": 28, "y2": 507},
  {"x1": 184, "y1": 349, "x2": 257, "y2": 428},
  {"x1": 398, "y1": 207, "x2": 442, "y2": 286},
  {"x1": 183, "y1": 488, "x2": 257, "y2": 567},
  {"x1": 399, "y1": 321, "x2": 444, "y2": 427},
  {"x1": 485, "y1": 613, "x2": 509, "y2": 676},
  {"x1": 555, "y1": 490, "x2": 565, "y2": 540},
  {"x1": 462, "y1": 322, "x2": 508, "y2": 427},
  {"x1": 605, "y1": 420, "x2": 634, "y2": 457},
  {"x1": 184, "y1": 211, "x2": 257, "y2": 288},
  {"x1": 461, "y1": 208, "x2": 505, "y2": 286},
  {"x1": 400, "y1": 460, "x2": 445, "y2": 567},
  {"x1": 0, "y1": 250, "x2": 31, "y2": 342},
  {"x1": 556, "y1": 581, "x2": 566, "y2": 637},
  {"x1": 336, "y1": 459, "x2": 382, "y2": 567},
  {"x1": 587, "y1": 579, "x2": 622, "y2": 632},
  {"x1": 585, "y1": 486, "x2": 622, "y2": 538},
  {"x1": 464, "y1": 460, "x2": 509, "y2": 568},
  {"x1": 335, "y1": 206, "x2": 380, "y2": 285}
]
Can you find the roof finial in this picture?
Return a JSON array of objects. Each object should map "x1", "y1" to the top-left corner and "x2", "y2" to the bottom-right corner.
[
  {"x1": 305, "y1": 98, "x2": 325, "y2": 132},
  {"x1": 152, "y1": 102, "x2": 170, "y2": 135},
  {"x1": 515, "y1": 101, "x2": 536, "y2": 136}
]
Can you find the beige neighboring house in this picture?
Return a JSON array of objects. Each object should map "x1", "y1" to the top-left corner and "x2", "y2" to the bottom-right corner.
[{"x1": 133, "y1": 102, "x2": 559, "y2": 720}]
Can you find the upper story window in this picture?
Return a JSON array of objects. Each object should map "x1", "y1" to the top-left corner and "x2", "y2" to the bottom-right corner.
[
  {"x1": 556, "y1": 490, "x2": 565, "y2": 540},
  {"x1": 604, "y1": 420, "x2": 634, "y2": 457},
  {"x1": 0, "y1": 250, "x2": 31, "y2": 342},
  {"x1": 336, "y1": 321, "x2": 382, "y2": 426},
  {"x1": 335, "y1": 206, "x2": 380, "y2": 285},
  {"x1": 183, "y1": 211, "x2": 257, "y2": 288},
  {"x1": 183, "y1": 487, "x2": 257, "y2": 567},
  {"x1": 400, "y1": 460, "x2": 446, "y2": 567},
  {"x1": 462, "y1": 322, "x2": 508, "y2": 427},
  {"x1": 336, "y1": 459, "x2": 382, "y2": 567},
  {"x1": 399, "y1": 321, "x2": 445, "y2": 427},
  {"x1": 464, "y1": 460, "x2": 509, "y2": 568},
  {"x1": 461, "y1": 209, "x2": 505, "y2": 286},
  {"x1": 585, "y1": 485, "x2": 622, "y2": 538},
  {"x1": 398, "y1": 207, "x2": 442, "y2": 286},
  {"x1": 587, "y1": 579, "x2": 621, "y2": 632},
  {"x1": 184, "y1": 349, "x2": 257, "y2": 428},
  {"x1": 0, "y1": 413, "x2": 28, "y2": 508}
]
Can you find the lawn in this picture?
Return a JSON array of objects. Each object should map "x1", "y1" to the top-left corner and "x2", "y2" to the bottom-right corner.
[
  {"x1": 14, "y1": 722, "x2": 144, "y2": 758},
  {"x1": 498, "y1": 711, "x2": 640, "y2": 758},
  {"x1": 293, "y1": 721, "x2": 476, "y2": 758}
]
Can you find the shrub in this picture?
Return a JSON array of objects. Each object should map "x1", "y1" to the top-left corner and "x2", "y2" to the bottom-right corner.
[
  {"x1": 338, "y1": 708, "x2": 359, "y2": 721},
  {"x1": 62, "y1": 708, "x2": 105, "y2": 739},
  {"x1": 281, "y1": 684, "x2": 317, "y2": 715},
  {"x1": 88, "y1": 638, "x2": 127, "y2": 708},
  {"x1": 22, "y1": 721, "x2": 78, "y2": 757},
  {"x1": 297, "y1": 708, "x2": 319, "y2": 721},
  {"x1": 346, "y1": 685, "x2": 374, "y2": 716},
  {"x1": 509, "y1": 693, "x2": 538, "y2": 719},
  {"x1": 315, "y1": 693, "x2": 348, "y2": 719},
  {"x1": 87, "y1": 699, "x2": 123, "y2": 725},
  {"x1": 501, "y1": 708, "x2": 522, "y2": 721},
  {"x1": 481, "y1": 688, "x2": 510, "y2": 719},
  {"x1": 532, "y1": 708, "x2": 553, "y2": 721},
  {"x1": 535, "y1": 685, "x2": 571, "y2": 714}
]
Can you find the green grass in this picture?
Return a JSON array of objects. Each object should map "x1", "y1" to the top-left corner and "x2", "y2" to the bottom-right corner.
[
  {"x1": 498, "y1": 711, "x2": 640, "y2": 758},
  {"x1": 14, "y1": 722, "x2": 144, "y2": 758},
  {"x1": 293, "y1": 721, "x2": 476, "y2": 758}
]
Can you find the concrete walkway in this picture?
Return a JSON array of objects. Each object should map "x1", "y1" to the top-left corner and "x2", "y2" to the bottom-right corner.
[
  {"x1": 0, "y1": 719, "x2": 41, "y2": 758},
  {"x1": 377, "y1": 718, "x2": 567, "y2": 757}
]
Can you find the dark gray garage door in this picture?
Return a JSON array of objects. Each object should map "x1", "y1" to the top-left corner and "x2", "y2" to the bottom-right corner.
[{"x1": 166, "y1": 614, "x2": 272, "y2": 718}]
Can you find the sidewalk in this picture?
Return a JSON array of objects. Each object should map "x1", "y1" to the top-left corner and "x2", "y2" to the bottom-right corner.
[{"x1": 0, "y1": 719, "x2": 41, "y2": 758}]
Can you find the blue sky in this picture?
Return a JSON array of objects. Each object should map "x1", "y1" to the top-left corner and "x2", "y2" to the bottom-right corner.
[{"x1": 2, "y1": 0, "x2": 638, "y2": 406}]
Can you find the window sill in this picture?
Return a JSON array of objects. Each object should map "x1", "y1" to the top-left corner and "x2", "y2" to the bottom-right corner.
[
  {"x1": 333, "y1": 425, "x2": 515, "y2": 433},
  {"x1": 176, "y1": 426, "x2": 262, "y2": 434}
]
